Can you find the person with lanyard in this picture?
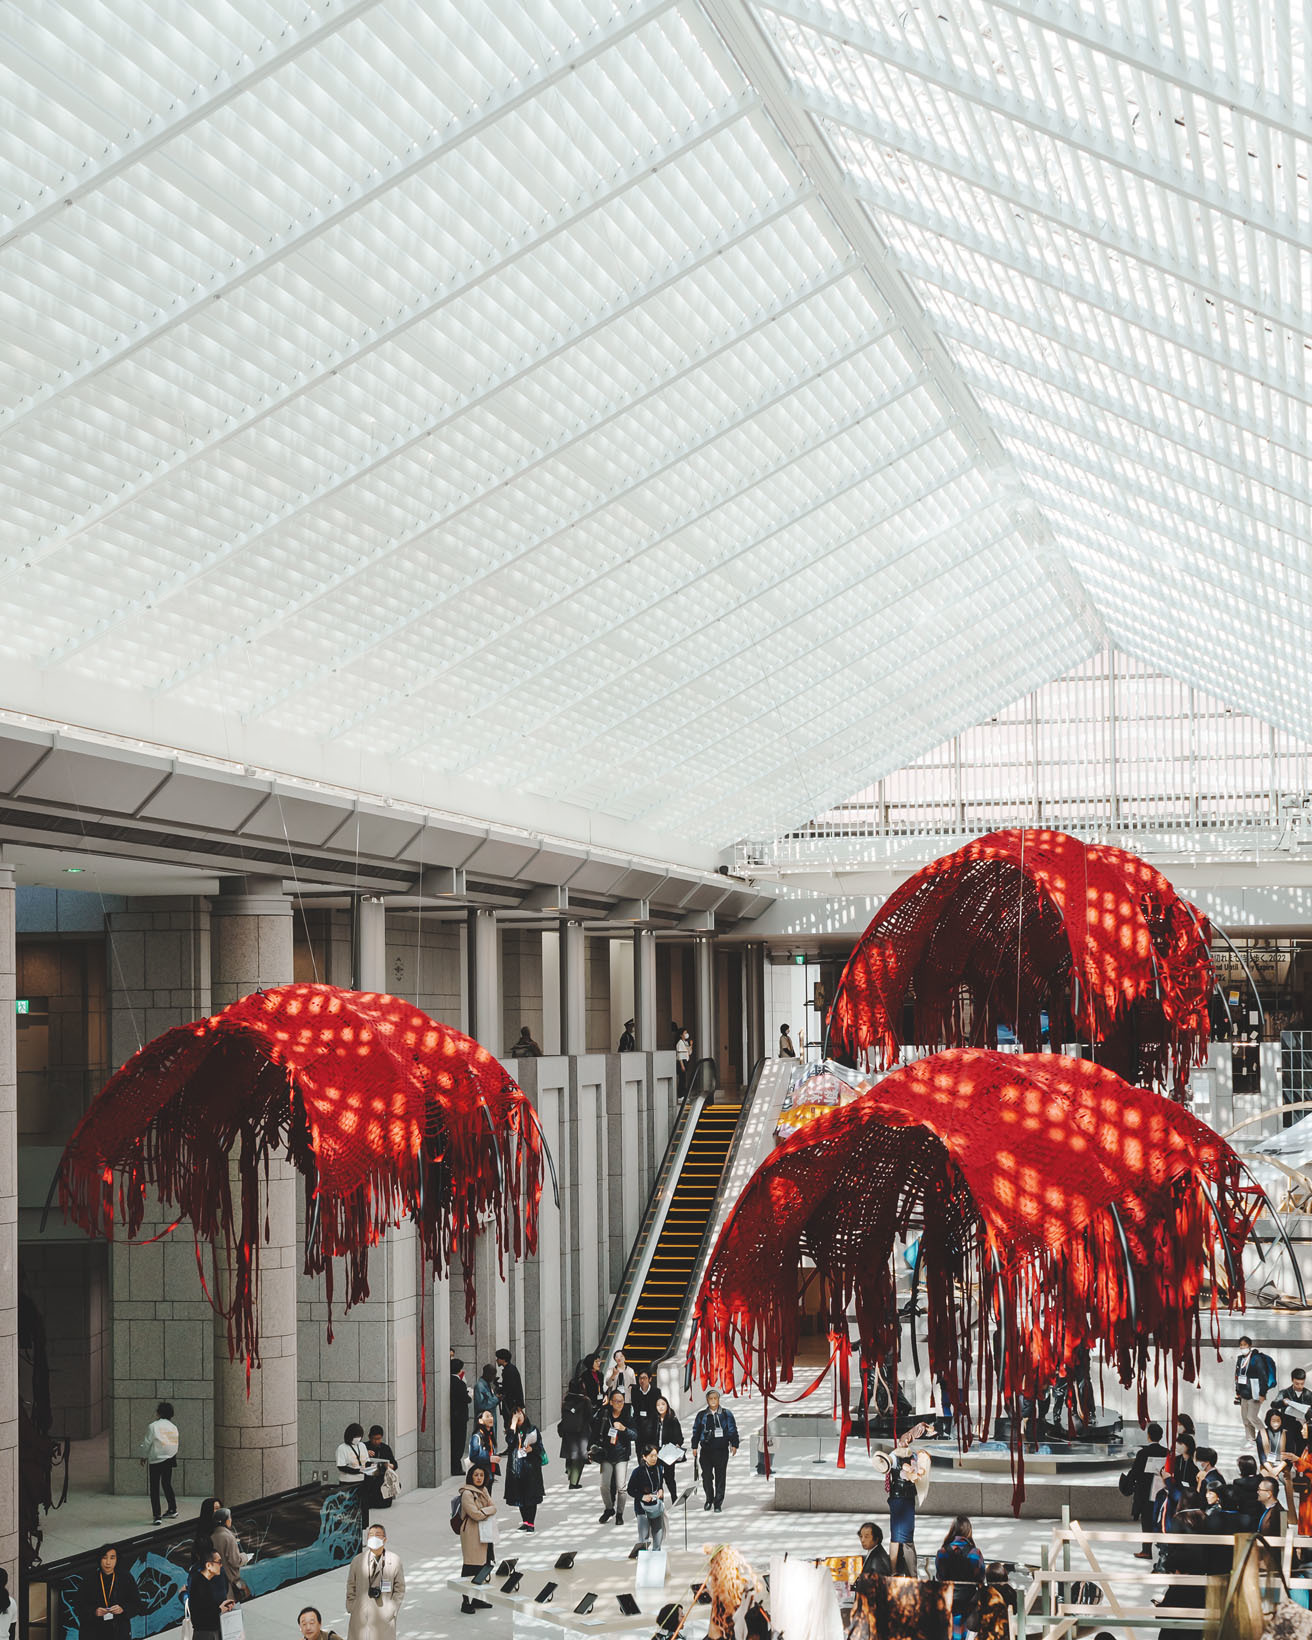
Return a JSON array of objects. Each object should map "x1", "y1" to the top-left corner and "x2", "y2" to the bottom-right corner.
[
  {"x1": 1235, "y1": 1336, "x2": 1277, "y2": 1443},
  {"x1": 344, "y1": 1524, "x2": 404, "y2": 1640},
  {"x1": 1257, "y1": 1476, "x2": 1283, "y2": 1535},
  {"x1": 299, "y1": 1607, "x2": 344, "y2": 1640},
  {"x1": 503, "y1": 1405, "x2": 545, "y2": 1532},
  {"x1": 653, "y1": 1394, "x2": 685, "y2": 1502},
  {"x1": 186, "y1": 1547, "x2": 235, "y2": 1640},
  {"x1": 627, "y1": 1444, "x2": 668, "y2": 1552},
  {"x1": 857, "y1": 1522, "x2": 891, "y2": 1578},
  {"x1": 595, "y1": 1389, "x2": 633, "y2": 1524},
  {"x1": 1273, "y1": 1368, "x2": 1312, "y2": 1454},
  {"x1": 691, "y1": 1390, "x2": 739, "y2": 1513},
  {"x1": 365, "y1": 1427, "x2": 397, "y2": 1507},
  {"x1": 631, "y1": 1369, "x2": 660, "y2": 1449},
  {"x1": 81, "y1": 1547, "x2": 140, "y2": 1640},
  {"x1": 605, "y1": 1349, "x2": 636, "y2": 1405}
]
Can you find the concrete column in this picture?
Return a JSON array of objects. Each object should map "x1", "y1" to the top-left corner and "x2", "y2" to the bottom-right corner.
[
  {"x1": 560, "y1": 921, "x2": 586, "y2": 1057},
  {"x1": 0, "y1": 867, "x2": 16, "y2": 1575},
  {"x1": 106, "y1": 898, "x2": 213, "y2": 1497},
  {"x1": 210, "y1": 878, "x2": 298, "y2": 1502},
  {"x1": 693, "y1": 937, "x2": 715, "y2": 1070},
  {"x1": 540, "y1": 930, "x2": 561, "y2": 1056},
  {"x1": 466, "y1": 909, "x2": 501, "y2": 1054},
  {"x1": 633, "y1": 930, "x2": 657, "y2": 1052},
  {"x1": 356, "y1": 895, "x2": 386, "y2": 992}
]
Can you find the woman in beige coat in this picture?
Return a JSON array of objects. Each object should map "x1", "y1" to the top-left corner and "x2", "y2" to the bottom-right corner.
[{"x1": 459, "y1": 1464, "x2": 497, "y2": 1578}]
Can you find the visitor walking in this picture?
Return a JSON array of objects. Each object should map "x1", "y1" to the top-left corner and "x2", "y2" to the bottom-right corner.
[
  {"x1": 450, "y1": 1359, "x2": 471, "y2": 1477},
  {"x1": 605, "y1": 1350, "x2": 636, "y2": 1404},
  {"x1": 139, "y1": 1401, "x2": 179, "y2": 1525},
  {"x1": 691, "y1": 1390, "x2": 739, "y2": 1513},
  {"x1": 504, "y1": 1407, "x2": 544, "y2": 1531},
  {"x1": 595, "y1": 1390, "x2": 633, "y2": 1524},
  {"x1": 1236, "y1": 1336, "x2": 1277, "y2": 1442},
  {"x1": 631, "y1": 1370, "x2": 659, "y2": 1447},
  {"x1": 558, "y1": 1378, "x2": 594, "y2": 1489},
  {"x1": 875, "y1": 1424, "x2": 933, "y2": 1575},
  {"x1": 628, "y1": 1445, "x2": 668, "y2": 1551},
  {"x1": 344, "y1": 1525, "x2": 404, "y2": 1640}
]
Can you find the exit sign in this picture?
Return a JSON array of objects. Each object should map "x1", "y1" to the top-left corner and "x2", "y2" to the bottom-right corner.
[
  {"x1": 15, "y1": 999, "x2": 29, "y2": 1014},
  {"x1": 793, "y1": 953, "x2": 805, "y2": 965}
]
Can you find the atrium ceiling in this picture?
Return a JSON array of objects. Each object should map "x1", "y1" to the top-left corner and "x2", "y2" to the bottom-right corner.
[{"x1": 2, "y1": 0, "x2": 1309, "y2": 854}]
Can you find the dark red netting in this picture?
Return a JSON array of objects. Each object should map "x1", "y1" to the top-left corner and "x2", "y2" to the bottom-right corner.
[
  {"x1": 58, "y1": 984, "x2": 543, "y2": 1373},
  {"x1": 690, "y1": 1049, "x2": 1254, "y2": 1507},
  {"x1": 827, "y1": 829, "x2": 1213, "y2": 1096}
]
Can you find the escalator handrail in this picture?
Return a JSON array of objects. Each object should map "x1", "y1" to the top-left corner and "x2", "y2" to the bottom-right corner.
[
  {"x1": 657, "y1": 1055, "x2": 768, "y2": 1371},
  {"x1": 598, "y1": 1078, "x2": 714, "y2": 1360}
]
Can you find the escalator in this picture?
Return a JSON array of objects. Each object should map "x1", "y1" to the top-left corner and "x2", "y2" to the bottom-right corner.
[{"x1": 619, "y1": 1097, "x2": 742, "y2": 1371}]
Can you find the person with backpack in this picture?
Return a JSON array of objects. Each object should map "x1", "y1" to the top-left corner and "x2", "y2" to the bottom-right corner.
[
  {"x1": 455, "y1": 1463, "x2": 497, "y2": 1578},
  {"x1": 1236, "y1": 1336, "x2": 1277, "y2": 1442}
]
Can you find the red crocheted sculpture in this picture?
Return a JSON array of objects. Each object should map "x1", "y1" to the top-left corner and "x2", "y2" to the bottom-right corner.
[
  {"x1": 59, "y1": 984, "x2": 544, "y2": 1372},
  {"x1": 690, "y1": 1049, "x2": 1253, "y2": 1505},
  {"x1": 827, "y1": 829, "x2": 1212, "y2": 1095}
]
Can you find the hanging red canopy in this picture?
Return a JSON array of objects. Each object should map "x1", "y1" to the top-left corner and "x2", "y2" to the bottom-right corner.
[
  {"x1": 827, "y1": 828, "x2": 1213, "y2": 1095},
  {"x1": 690, "y1": 1049, "x2": 1254, "y2": 1505},
  {"x1": 58, "y1": 984, "x2": 544, "y2": 1371}
]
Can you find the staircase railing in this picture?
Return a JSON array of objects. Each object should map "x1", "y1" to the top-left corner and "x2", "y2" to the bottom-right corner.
[{"x1": 598, "y1": 1061, "x2": 719, "y2": 1361}]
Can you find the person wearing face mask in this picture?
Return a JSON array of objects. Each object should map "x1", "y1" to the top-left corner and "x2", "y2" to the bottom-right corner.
[
  {"x1": 298, "y1": 1607, "x2": 344, "y2": 1640},
  {"x1": 345, "y1": 1525, "x2": 404, "y2": 1640},
  {"x1": 79, "y1": 1547, "x2": 141, "y2": 1640}
]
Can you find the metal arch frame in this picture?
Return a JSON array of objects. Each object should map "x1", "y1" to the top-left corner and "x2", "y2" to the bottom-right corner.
[
  {"x1": 317, "y1": 363, "x2": 934, "y2": 745},
  {"x1": 755, "y1": 0, "x2": 1312, "y2": 257},
  {"x1": 0, "y1": 0, "x2": 684, "y2": 437},
  {"x1": 0, "y1": 0, "x2": 386, "y2": 249},
  {"x1": 32, "y1": 96, "x2": 765, "y2": 637},
  {"x1": 25, "y1": 98, "x2": 773, "y2": 598}
]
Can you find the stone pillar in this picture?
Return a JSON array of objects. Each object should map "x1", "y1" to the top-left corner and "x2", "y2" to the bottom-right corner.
[
  {"x1": 466, "y1": 909, "x2": 500, "y2": 1054},
  {"x1": 0, "y1": 867, "x2": 16, "y2": 1575},
  {"x1": 540, "y1": 930, "x2": 561, "y2": 1055},
  {"x1": 633, "y1": 931, "x2": 657, "y2": 1053},
  {"x1": 106, "y1": 898, "x2": 214, "y2": 1497},
  {"x1": 560, "y1": 921, "x2": 586, "y2": 1056},
  {"x1": 210, "y1": 878, "x2": 298, "y2": 1502},
  {"x1": 693, "y1": 937, "x2": 715, "y2": 1071}
]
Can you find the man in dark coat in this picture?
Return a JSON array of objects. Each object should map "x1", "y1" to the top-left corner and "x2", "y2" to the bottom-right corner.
[
  {"x1": 496, "y1": 1350, "x2": 525, "y2": 1422},
  {"x1": 450, "y1": 1358, "x2": 472, "y2": 1477},
  {"x1": 1126, "y1": 1422, "x2": 1169, "y2": 1558}
]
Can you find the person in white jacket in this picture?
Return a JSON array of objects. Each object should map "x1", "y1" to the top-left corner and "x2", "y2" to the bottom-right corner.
[{"x1": 138, "y1": 1401, "x2": 179, "y2": 1524}]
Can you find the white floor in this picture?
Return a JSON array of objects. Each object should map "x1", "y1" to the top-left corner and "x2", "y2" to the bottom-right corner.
[{"x1": 37, "y1": 1391, "x2": 1252, "y2": 1640}]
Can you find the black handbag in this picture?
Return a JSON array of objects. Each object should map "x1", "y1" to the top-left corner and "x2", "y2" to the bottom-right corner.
[{"x1": 1118, "y1": 1469, "x2": 1136, "y2": 1497}]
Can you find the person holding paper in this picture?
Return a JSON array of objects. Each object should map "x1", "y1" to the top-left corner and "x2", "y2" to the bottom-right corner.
[
  {"x1": 594, "y1": 1390, "x2": 633, "y2": 1524},
  {"x1": 186, "y1": 1548, "x2": 235, "y2": 1640},
  {"x1": 457, "y1": 1464, "x2": 498, "y2": 1578},
  {"x1": 344, "y1": 1525, "x2": 404, "y2": 1640},
  {"x1": 79, "y1": 1547, "x2": 141, "y2": 1640},
  {"x1": 504, "y1": 1406, "x2": 545, "y2": 1531}
]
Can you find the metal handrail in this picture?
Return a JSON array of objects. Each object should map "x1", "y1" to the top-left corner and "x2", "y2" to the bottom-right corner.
[{"x1": 598, "y1": 1075, "x2": 715, "y2": 1360}]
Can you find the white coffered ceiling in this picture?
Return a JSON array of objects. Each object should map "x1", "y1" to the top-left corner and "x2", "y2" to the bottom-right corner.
[{"x1": 2, "y1": 0, "x2": 1308, "y2": 852}]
